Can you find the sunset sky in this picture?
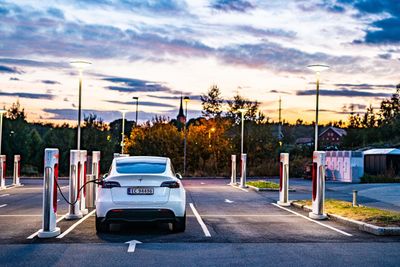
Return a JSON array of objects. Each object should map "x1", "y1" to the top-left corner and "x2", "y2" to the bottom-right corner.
[{"x1": 0, "y1": 0, "x2": 399, "y2": 124}]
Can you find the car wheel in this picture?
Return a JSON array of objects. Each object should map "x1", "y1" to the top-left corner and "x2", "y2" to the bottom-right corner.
[
  {"x1": 96, "y1": 216, "x2": 108, "y2": 233},
  {"x1": 172, "y1": 213, "x2": 186, "y2": 233}
]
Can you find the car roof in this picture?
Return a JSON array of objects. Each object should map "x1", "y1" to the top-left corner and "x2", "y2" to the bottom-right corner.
[{"x1": 115, "y1": 156, "x2": 168, "y2": 164}]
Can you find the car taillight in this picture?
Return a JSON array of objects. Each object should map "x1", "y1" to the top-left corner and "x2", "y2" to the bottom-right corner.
[
  {"x1": 160, "y1": 181, "x2": 180, "y2": 188},
  {"x1": 101, "y1": 181, "x2": 121, "y2": 188}
]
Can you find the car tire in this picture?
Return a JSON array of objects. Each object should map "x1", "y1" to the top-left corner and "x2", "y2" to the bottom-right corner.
[
  {"x1": 95, "y1": 216, "x2": 108, "y2": 233},
  {"x1": 172, "y1": 213, "x2": 186, "y2": 233}
]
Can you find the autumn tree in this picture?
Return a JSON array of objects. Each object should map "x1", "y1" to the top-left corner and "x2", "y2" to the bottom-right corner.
[
  {"x1": 201, "y1": 84, "x2": 224, "y2": 119},
  {"x1": 226, "y1": 93, "x2": 265, "y2": 124}
]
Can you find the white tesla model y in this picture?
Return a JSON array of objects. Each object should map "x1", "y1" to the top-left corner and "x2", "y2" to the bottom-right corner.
[{"x1": 95, "y1": 156, "x2": 186, "y2": 233}]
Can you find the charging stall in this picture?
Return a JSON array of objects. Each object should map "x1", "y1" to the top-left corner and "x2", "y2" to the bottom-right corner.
[
  {"x1": 309, "y1": 151, "x2": 327, "y2": 220},
  {"x1": 38, "y1": 148, "x2": 60, "y2": 238},
  {"x1": 277, "y1": 153, "x2": 290, "y2": 206},
  {"x1": 13, "y1": 155, "x2": 21, "y2": 186},
  {"x1": 79, "y1": 150, "x2": 88, "y2": 215},
  {"x1": 0, "y1": 155, "x2": 5, "y2": 189},
  {"x1": 87, "y1": 151, "x2": 100, "y2": 208},
  {"x1": 65, "y1": 150, "x2": 83, "y2": 220}
]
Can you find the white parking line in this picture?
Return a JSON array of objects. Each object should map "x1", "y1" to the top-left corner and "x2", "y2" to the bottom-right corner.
[
  {"x1": 56, "y1": 210, "x2": 96, "y2": 239},
  {"x1": 0, "y1": 194, "x2": 10, "y2": 197},
  {"x1": 27, "y1": 214, "x2": 66, "y2": 239},
  {"x1": 189, "y1": 203, "x2": 211, "y2": 237},
  {"x1": 271, "y1": 203, "x2": 353, "y2": 237},
  {"x1": 231, "y1": 185, "x2": 249, "y2": 192},
  {"x1": 0, "y1": 204, "x2": 7, "y2": 208}
]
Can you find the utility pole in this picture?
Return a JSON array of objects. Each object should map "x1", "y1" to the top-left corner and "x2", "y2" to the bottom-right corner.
[{"x1": 278, "y1": 97, "x2": 283, "y2": 145}]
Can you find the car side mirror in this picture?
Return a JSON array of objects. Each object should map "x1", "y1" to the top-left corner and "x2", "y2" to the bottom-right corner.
[{"x1": 175, "y1": 173, "x2": 183, "y2": 180}]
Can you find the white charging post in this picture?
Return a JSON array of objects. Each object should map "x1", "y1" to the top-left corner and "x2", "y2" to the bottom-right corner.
[
  {"x1": 79, "y1": 150, "x2": 88, "y2": 215},
  {"x1": 13, "y1": 155, "x2": 21, "y2": 186},
  {"x1": 38, "y1": 148, "x2": 60, "y2": 238},
  {"x1": 0, "y1": 155, "x2": 5, "y2": 189},
  {"x1": 65, "y1": 150, "x2": 83, "y2": 220},
  {"x1": 87, "y1": 151, "x2": 100, "y2": 208},
  {"x1": 92, "y1": 151, "x2": 100, "y2": 188},
  {"x1": 277, "y1": 153, "x2": 290, "y2": 206},
  {"x1": 230, "y1": 155, "x2": 236, "y2": 185},
  {"x1": 239, "y1": 153, "x2": 247, "y2": 188},
  {"x1": 309, "y1": 151, "x2": 327, "y2": 220}
]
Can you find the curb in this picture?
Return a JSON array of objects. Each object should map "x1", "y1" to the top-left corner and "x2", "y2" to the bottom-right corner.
[
  {"x1": 291, "y1": 201, "x2": 400, "y2": 236},
  {"x1": 248, "y1": 185, "x2": 296, "y2": 192}
]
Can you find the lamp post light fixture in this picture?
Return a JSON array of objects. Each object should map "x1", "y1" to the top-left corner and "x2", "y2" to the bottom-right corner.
[
  {"x1": 307, "y1": 64, "x2": 330, "y2": 151},
  {"x1": 132, "y1": 96, "x2": 139, "y2": 127},
  {"x1": 70, "y1": 60, "x2": 92, "y2": 150},
  {"x1": 238, "y1": 108, "x2": 247, "y2": 156},
  {"x1": 0, "y1": 109, "x2": 6, "y2": 154},
  {"x1": 119, "y1": 109, "x2": 128, "y2": 154},
  {"x1": 208, "y1": 127, "x2": 216, "y2": 147},
  {"x1": 183, "y1": 96, "x2": 190, "y2": 176}
]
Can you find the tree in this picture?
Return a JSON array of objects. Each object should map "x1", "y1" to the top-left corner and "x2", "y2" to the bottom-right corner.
[
  {"x1": 226, "y1": 93, "x2": 264, "y2": 124},
  {"x1": 362, "y1": 104, "x2": 376, "y2": 128},
  {"x1": 5, "y1": 100, "x2": 26, "y2": 121},
  {"x1": 201, "y1": 85, "x2": 224, "y2": 119}
]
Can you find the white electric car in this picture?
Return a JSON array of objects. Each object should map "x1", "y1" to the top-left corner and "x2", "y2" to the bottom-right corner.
[{"x1": 95, "y1": 156, "x2": 186, "y2": 233}]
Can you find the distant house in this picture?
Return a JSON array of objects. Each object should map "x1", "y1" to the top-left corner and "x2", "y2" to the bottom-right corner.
[
  {"x1": 319, "y1": 126, "x2": 347, "y2": 147},
  {"x1": 295, "y1": 137, "x2": 313, "y2": 146}
]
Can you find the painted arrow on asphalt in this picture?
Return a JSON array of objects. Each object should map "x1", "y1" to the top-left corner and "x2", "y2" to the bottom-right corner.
[
  {"x1": 125, "y1": 240, "x2": 142, "y2": 253},
  {"x1": 225, "y1": 199, "x2": 234, "y2": 203}
]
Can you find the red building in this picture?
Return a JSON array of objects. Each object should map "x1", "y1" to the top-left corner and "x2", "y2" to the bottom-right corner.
[{"x1": 319, "y1": 126, "x2": 347, "y2": 147}]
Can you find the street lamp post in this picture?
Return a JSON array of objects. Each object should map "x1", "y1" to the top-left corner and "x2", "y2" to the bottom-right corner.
[
  {"x1": 132, "y1": 97, "x2": 139, "y2": 127},
  {"x1": 0, "y1": 109, "x2": 5, "y2": 154},
  {"x1": 307, "y1": 64, "x2": 330, "y2": 151},
  {"x1": 183, "y1": 96, "x2": 190, "y2": 176},
  {"x1": 119, "y1": 109, "x2": 128, "y2": 154},
  {"x1": 70, "y1": 60, "x2": 91, "y2": 150},
  {"x1": 238, "y1": 109, "x2": 247, "y2": 156}
]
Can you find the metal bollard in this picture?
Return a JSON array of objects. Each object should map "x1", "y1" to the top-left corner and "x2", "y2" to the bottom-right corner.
[
  {"x1": 0, "y1": 155, "x2": 6, "y2": 189},
  {"x1": 79, "y1": 150, "x2": 88, "y2": 215},
  {"x1": 38, "y1": 148, "x2": 60, "y2": 238},
  {"x1": 352, "y1": 190, "x2": 358, "y2": 207},
  {"x1": 230, "y1": 155, "x2": 237, "y2": 185},
  {"x1": 239, "y1": 153, "x2": 247, "y2": 188},
  {"x1": 65, "y1": 150, "x2": 83, "y2": 220},
  {"x1": 309, "y1": 151, "x2": 327, "y2": 220},
  {"x1": 13, "y1": 155, "x2": 21, "y2": 186},
  {"x1": 86, "y1": 174, "x2": 94, "y2": 208},
  {"x1": 92, "y1": 150, "x2": 101, "y2": 189},
  {"x1": 277, "y1": 153, "x2": 290, "y2": 206}
]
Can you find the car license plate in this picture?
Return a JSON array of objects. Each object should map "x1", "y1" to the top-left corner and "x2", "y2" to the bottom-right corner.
[{"x1": 127, "y1": 187, "x2": 154, "y2": 195}]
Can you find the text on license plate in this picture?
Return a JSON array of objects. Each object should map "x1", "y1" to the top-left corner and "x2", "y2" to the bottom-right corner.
[{"x1": 127, "y1": 187, "x2": 154, "y2": 195}]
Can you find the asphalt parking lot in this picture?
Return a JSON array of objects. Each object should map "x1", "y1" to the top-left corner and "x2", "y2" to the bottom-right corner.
[{"x1": 1, "y1": 178, "x2": 400, "y2": 266}]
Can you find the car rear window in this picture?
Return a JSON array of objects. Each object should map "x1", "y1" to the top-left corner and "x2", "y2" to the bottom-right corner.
[{"x1": 116, "y1": 162, "x2": 166, "y2": 174}]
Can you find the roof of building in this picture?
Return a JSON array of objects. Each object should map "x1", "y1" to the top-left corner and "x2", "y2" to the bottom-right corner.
[
  {"x1": 363, "y1": 148, "x2": 400, "y2": 155},
  {"x1": 319, "y1": 126, "x2": 347, "y2": 137},
  {"x1": 295, "y1": 137, "x2": 313, "y2": 144}
]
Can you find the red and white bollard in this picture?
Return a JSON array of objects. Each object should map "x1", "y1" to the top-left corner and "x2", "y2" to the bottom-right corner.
[
  {"x1": 309, "y1": 151, "x2": 327, "y2": 220},
  {"x1": 65, "y1": 150, "x2": 83, "y2": 220},
  {"x1": 277, "y1": 153, "x2": 290, "y2": 206},
  {"x1": 38, "y1": 148, "x2": 60, "y2": 238},
  {"x1": 13, "y1": 155, "x2": 21, "y2": 186},
  {"x1": 0, "y1": 155, "x2": 5, "y2": 189},
  {"x1": 79, "y1": 150, "x2": 88, "y2": 215}
]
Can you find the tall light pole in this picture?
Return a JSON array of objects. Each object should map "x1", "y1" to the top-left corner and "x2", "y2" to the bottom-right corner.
[
  {"x1": 132, "y1": 97, "x2": 139, "y2": 127},
  {"x1": 70, "y1": 60, "x2": 91, "y2": 150},
  {"x1": 238, "y1": 108, "x2": 247, "y2": 156},
  {"x1": 183, "y1": 96, "x2": 190, "y2": 175},
  {"x1": 307, "y1": 64, "x2": 330, "y2": 151},
  {"x1": 0, "y1": 109, "x2": 5, "y2": 154},
  {"x1": 119, "y1": 109, "x2": 128, "y2": 154}
]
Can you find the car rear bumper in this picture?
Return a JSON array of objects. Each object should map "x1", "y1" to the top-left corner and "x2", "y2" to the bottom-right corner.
[{"x1": 99, "y1": 208, "x2": 178, "y2": 223}]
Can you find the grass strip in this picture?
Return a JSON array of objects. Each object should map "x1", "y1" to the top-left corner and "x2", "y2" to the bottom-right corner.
[{"x1": 247, "y1": 180, "x2": 280, "y2": 189}]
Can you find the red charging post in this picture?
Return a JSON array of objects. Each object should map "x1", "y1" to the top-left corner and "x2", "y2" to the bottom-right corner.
[
  {"x1": 0, "y1": 155, "x2": 5, "y2": 190},
  {"x1": 79, "y1": 150, "x2": 88, "y2": 215},
  {"x1": 13, "y1": 155, "x2": 21, "y2": 186},
  {"x1": 277, "y1": 153, "x2": 290, "y2": 206},
  {"x1": 65, "y1": 150, "x2": 83, "y2": 220},
  {"x1": 38, "y1": 148, "x2": 60, "y2": 238},
  {"x1": 309, "y1": 151, "x2": 327, "y2": 220}
]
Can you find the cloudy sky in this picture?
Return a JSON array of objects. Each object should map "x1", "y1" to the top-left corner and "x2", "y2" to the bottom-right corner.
[{"x1": 0, "y1": 0, "x2": 399, "y2": 124}]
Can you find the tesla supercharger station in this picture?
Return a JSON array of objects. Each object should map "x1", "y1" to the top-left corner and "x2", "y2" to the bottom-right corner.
[
  {"x1": 277, "y1": 153, "x2": 290, "y2": 206},
  {"x1": 230, "y1": 155, "x2": 236, "y2": 185},
  {"x1": 87, "y1": 151, "x2": 100, "y2": 208},
  {"x1": 79, "y1": 150, "x2": 88, "y2": 215},
  {"x1": 309, "y1": 151, "x2": 327, "y2": 220},
  {"x1": 0, "y1": 155, "x2": 5, "y2": 189},
  {"x1": 13, "y1": 155, "x2": 21, "y2": 186},
  {"x1": 38, "y1": 148, "x2": 60, "y2": 238},
  {"x1": 65, "y1": 150, "x2": 83, "y2": 220},
  {"x1": 239, "y1": 153, "x2": 247, "y2": 188}
]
